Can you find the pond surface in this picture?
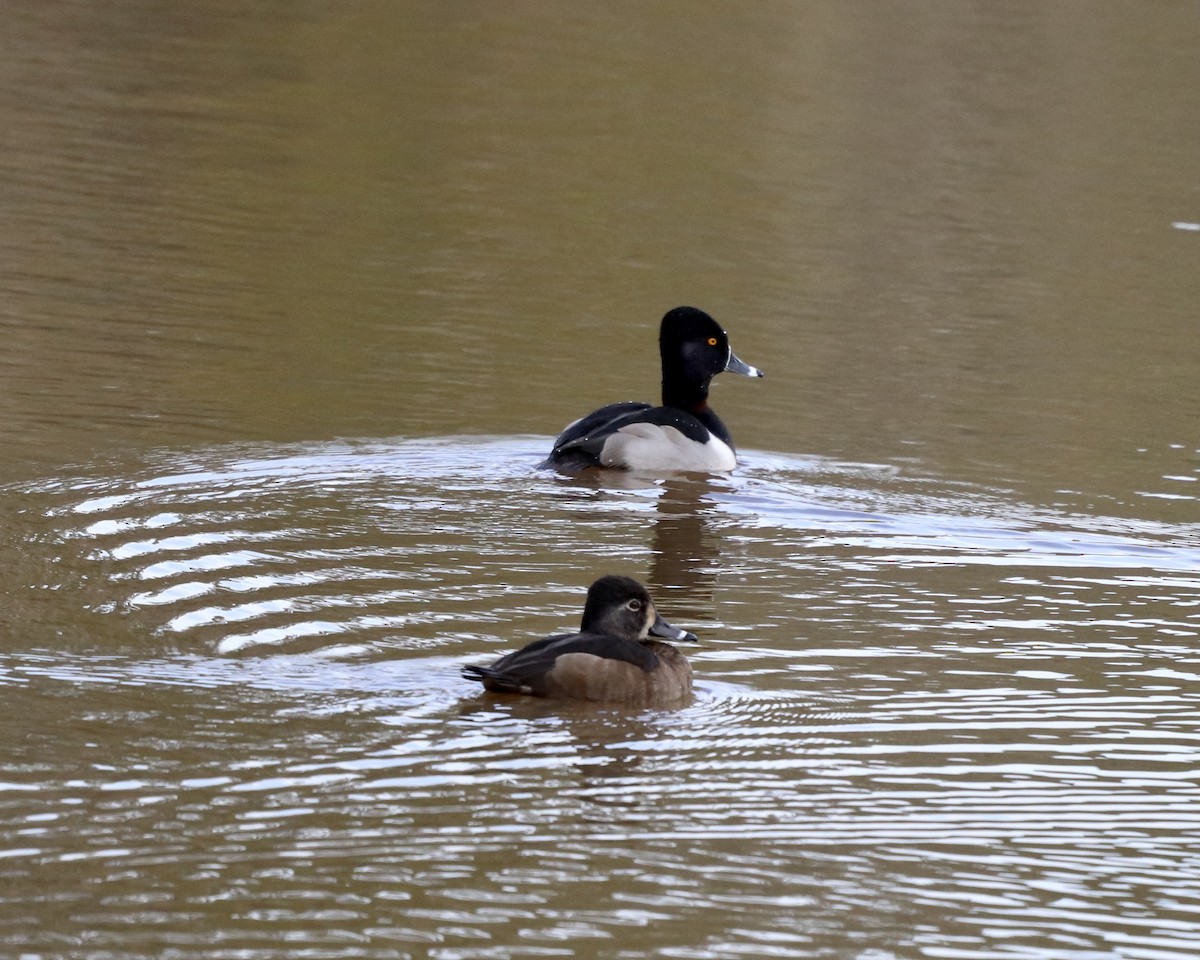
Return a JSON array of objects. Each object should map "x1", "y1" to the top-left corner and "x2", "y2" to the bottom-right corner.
[{"x1": 2, "y1": 3, "x2": 1199, "y2": 959}]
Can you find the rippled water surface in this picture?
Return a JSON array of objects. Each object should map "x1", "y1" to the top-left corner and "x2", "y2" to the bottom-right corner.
[
  {"x1": 4, "y1": 437, "x2": 1199, "y2": 958},
  {"x1": 4, "y1": 2, "x2": 1200, "y2": 958}
]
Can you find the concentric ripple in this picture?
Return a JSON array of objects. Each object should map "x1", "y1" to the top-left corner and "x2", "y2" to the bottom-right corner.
[{"x1": 3, "y1": 435, "x2": 1199, "y2": 959}]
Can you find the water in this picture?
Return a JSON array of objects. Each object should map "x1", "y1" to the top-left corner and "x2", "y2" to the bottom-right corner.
[
  {"x1": 4, "y1": 437, "x2": 1199, "y2": 957},
  {"x1": 3, "y1": 2, "x2": 1200, "y2": 958}
]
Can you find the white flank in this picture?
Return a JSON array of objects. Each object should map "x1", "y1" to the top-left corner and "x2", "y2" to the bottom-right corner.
[{"x1": 601, "y1": 423, "x2": 737, "y2": 473}]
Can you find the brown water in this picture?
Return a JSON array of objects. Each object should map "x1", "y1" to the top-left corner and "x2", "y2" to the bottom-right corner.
[{"x1": 2, "y1": 3, "x2": 1199, "y2": 959}]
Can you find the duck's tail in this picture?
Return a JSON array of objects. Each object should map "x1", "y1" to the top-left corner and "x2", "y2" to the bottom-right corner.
[
  {"x1": 460, "y1": 664, "x2": 489, "y2": 684},
  {"x1": 460, "y1": 664, "x2": 532, "y2": 695}
]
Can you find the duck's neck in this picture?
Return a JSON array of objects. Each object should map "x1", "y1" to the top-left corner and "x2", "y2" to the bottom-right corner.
[
  {"x1": 662, "y1": 378, "x2": 733, "y2": 446},
  {"x1": 661, "y1": 375, "x2": 709, "y2": 413}
]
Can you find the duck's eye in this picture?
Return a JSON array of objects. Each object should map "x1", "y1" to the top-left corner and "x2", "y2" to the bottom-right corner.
[
  {"x1": 627, "y1": 599, "x2": 643, "y2": 612},
  {"x1": 707, "y1": 337, "x2": 718, "y2": 346}
]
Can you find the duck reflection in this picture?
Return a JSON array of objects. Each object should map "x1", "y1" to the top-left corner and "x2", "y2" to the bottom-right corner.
[
  {"x1": 645, "y1": 475, "x2": 725, "y2": 622},
  {"x1": 454, "y1": 694, "x2": 688, "y2": 785},
  {"x1": 546, "y1": 470, "x2": 729, "y2": 618}
]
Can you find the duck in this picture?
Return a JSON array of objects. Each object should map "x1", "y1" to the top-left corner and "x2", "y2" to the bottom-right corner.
[
  {"x1": 539, "y1": 306, "x2": 764, "y2": 473},
  {"x1": 461, "y1": 575, "x2": 698, "y2": 704}
]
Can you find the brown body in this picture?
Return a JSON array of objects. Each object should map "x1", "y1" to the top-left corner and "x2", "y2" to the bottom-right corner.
[
  {"x1": 514, "y1": 639, "x2": 692, "y2": 705},
  {"x1": 461, "y1": 576, "x2": 698, "y2": 705}
]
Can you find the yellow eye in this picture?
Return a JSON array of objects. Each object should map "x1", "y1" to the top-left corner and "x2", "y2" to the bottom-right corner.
[{"x1": 707, "y1": 337, "x2": 718, "y2": 346}]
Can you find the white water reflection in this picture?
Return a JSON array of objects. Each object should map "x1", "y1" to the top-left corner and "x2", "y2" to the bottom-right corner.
[
  {"x1": 4, "y1": 636, "x2": 1200, "y2": 957},
  {"x1": 2, "y1": 436, "x2": 1198, "y2": 959}
]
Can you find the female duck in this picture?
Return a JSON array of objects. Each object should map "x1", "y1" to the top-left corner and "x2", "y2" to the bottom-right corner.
[
  {"x1": 461, "y1": 575, "x2": 698, "y2": 704},
  {"x1": 540, "y1": 306, "x2": 764, "y2": 473}
]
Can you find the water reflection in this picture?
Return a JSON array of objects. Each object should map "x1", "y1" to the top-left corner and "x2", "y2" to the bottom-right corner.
[
  {"x1": 550, "y1": 470, "x2": 730, "y2": 621},
  {"x1": 456, "y1": 697, "x2": 691, "y2": 788},
  {"x1": 12, "y1": 435, "x2": 1198, "y2": 662},
  {"x1": 647, "y1": 477, "x2": 726, "y2": 620},
  {"x1": 4, "y1": 441, "x2": 1199, "y2": 960}
]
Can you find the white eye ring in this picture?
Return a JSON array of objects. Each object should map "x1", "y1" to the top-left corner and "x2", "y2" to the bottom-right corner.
[{"x1": 627, "y1": 599, "x2": 643, "y2": 611}]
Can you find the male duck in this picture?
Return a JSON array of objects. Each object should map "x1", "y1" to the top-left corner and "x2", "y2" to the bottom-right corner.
[
  {"x1": 461, "y1": 575, "x2": 698, "y2": 704},
  {"x1": 540, "y1": 306, "x2": 764, "y2": 473}
]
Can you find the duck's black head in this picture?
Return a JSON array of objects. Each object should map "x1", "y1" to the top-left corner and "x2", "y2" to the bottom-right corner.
[
  {"x1": 580, "y1": 575, "x2": 698, "y2": 643},
  {"x1": 658, "y1": 307, "x2": 763, "y2": 410}
]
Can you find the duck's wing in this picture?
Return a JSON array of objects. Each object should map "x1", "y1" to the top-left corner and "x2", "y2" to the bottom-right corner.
[
  {"x1": 461, "y1": 631, "x2": 658, "y2": 696},
  {"x1": 539, "y1": 402, "x2": 651, "y2": 471},
  {"x1": 541, "y1": 403, "x2": 713, "y2": 471}
]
